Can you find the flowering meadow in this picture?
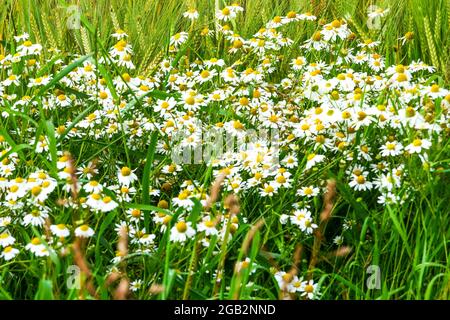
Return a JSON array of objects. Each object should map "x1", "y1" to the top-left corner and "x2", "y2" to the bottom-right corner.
[{"x1": 0, "y1": 1, "x2": 449, "y2": 300}]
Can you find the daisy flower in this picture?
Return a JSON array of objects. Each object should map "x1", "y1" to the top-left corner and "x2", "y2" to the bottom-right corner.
[
  {"x1": 1, "y1": 246, "x2": 19, "y2": 261},
  {"x1": 154, "y1": 97, "x2": 177, "y2": 115},
  {"x1": 112, "y1": 29, "x2": 128, "y2": 40},
  {"x1": 197, "y1": 217, "x2": 219, "y2": 236},
  {"x1": 297, "y1": 186, "x2": 320, "y2": 198},
  {"x1": 305, "y1": 153, "x2": 325, "y2": 170},
  {"x1": 170, "y1": 220, "x2": 196, "y2": 243},
  {"x1": 26, "y1": 238, "x2": 49, "y2": 257},
  {"x1": 216, "y1": 7, "x2": 237, "y2": 21},
  {"x1": 130, "y1": 279, "x2": 143, "y2": 292},
  {"x1": 0, "y1": 232, "x2": 15, "y2": 247},
  {"x1": 368, "y1": 7, "x2": 390, "y2": 19},
  {"x1": 349, "y1": 174, "x2": 373, "y2": 191},
  {"x1": 170, "y1": 32, "x2": 189, "y2": 47},
  {"x1": 75, "y1": 225, "x2": 95, "y2": 238},
  {"x1": 300, "y1": 279, "x2": 321, "y2": 299},
  {"x1": 118, "y1": 166, "x2": 138, "y2": 186},
  {"x1": 99, "y1": 196, "x2": 119, "y2": 212},
  {"x1": 405, "y1": 138, "x2": 431, "y2": 154},
  {"x1": 380, "y1": 141, "x2": 403, "y2": 157},
  {"x1": 183, "y1": 9, "x2": 199, "y2": 21},
  {"x1": 50, "y1": 224, "x2": 70, "y2": 238}
]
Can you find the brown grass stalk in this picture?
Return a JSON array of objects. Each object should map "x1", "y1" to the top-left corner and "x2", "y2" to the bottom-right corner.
[{"x1": 308, "y1": 179, "x2": 336, "y2": 277}]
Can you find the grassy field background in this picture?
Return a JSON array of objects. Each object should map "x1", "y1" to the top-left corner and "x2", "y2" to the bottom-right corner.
[
  {"x1": 1, "y1": 0, "x2": 449, "y2": 78},
  {"x1": 0, "y1": 0, "x2": 449, "y2": 300}
]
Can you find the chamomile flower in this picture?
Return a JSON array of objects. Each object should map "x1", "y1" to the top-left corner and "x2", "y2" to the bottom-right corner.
[
  {"x1": 112, "y1": 29, "x2": 128, "y2": 40},
  {"x1": 26, "y1": 238, "x2": 49, "y2": 257},
  {"x1": 260, "y1": 182, "x2": 278, "y2": 197},
  {"x1": 197, "y1": 217, "x2": 219, "y2": 236},
  {"x1": 23, "y1": 208, "x2": 49, "y2": 227},
  {"x1": 304, "y1": 153, "x2": 325, "y2": 170},
  {"x1": 1, "y1": 246, "x2": 19, "y2": 261},
  {"x1": 274, "y1": 271, "x2": 296, "y2": 293},
  {"x1": 118, "y1": 167, "x2": 138, "y2": 186},
  {"x1": 349, "y1": 174, "x2": 373, "y2": 191},
  {"x1": 83, "y1": 180, "x2": 104, "y2": 193},
  {"x1": 368, "y1": 7, "x2": 390, "y2": 19},
  {"x1": 17, "y1": 40, "x2": 42, "y2": 55},
  {"x1": 170, "y1": 220, "x2": 196, "y2": 243},
  {"x1": 300, "y1": 279, "x2": 321, "y2": 299},
  {"x1": 380, "y1": 140, "x2": 403, "y2": 157},
  {"x1": 127, "y1": 208, "x2": 144, "y2": 222},
  {"x1": 405, "y1": 138, "x2": 431, "y2": 154},
  {"x1": 170, "y1": 32, "x2": 189, "y2": 47},
  {"x1": 216, "y1": 7, "x2": 237, "y2": 21},
  {"x1": 183, "y1": 8, "x2": 199, "y2": 20},
  {"x1": 333, "y1": 235, "x2": 344, "y2": 245},
  {"x1": 0, "y1": 232, "x2": 15, "y2": 247},
  {"x1": 154, "y1": 97, "x2": 177, "y2": 115},
  {"x1": 75, "y1": 225, "x2": 95, "y2": 238},
  {"x1": 297, "y1": 186, "x2": 320, "y2": 198},
  {"x1": 50, "y1": 224, "x2": 70, "y2": 238},
  {"x1": 99, "y1": 196, "x2": 119, "y2": 212},
  {"x1": 130, "y1": 279, "x2": 143, "y2": 292}
]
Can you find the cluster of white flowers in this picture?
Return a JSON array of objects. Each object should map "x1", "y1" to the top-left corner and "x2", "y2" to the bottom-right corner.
[{"x1": 0, "y1": 4, "x2": 448, "y2": 299}]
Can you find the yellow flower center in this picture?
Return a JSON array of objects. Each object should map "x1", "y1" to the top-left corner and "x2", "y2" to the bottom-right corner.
[
  {"x1": 282, "y1": 273, "x2": 293, "y2": 283},
  {"x1": 3, "y1": 246, "x2": 13, "y2": 253},
  {"x1": 176, "y1": 221, "x2": 187, "y2": 233},
  {"x1": 276, "y1": 176, "x2": 286, "y2": 184},
  {"x1": 413, "y1": 139, "x2": 422, "y2": 147},
  {"x1": 287, "y1": 11, "x2": 297, "y2": 19},
  {"x1": 99, "y1": 91, "x2": 108, "y2": 99},
  {"x1": 331, "y1": 19, "x2": 341, "y2": 28},
  {"x1": 305, "y1": 284, "x2": 314, "y2": 293},
  {"x1": 121, "y1": 167, "x2": 131, "y2": 176},
  {"x1": 430, "y1": 84, "x2": 440, "y2": 93},
  {"x1": 204, "y1": 220, "x2": 215, "y2": 228},
  {"x1": 397, "y1": 73, "x2": 407, "y2": 82},
  {"x1": 92, "y1": 193, "x2": 101, "y2": 200},
  {"x1": 185, "y1": 96, "x2": 195, "y2": 105},
  {"x1": 31, "y1": 186, "x2": 41, "y2": 196},
  {"x1": 356, "y1": 175, "x2": 366, "y2": 184},
  {"x1": 103, "y1": 196, "x2": 112, "y2": 204}
]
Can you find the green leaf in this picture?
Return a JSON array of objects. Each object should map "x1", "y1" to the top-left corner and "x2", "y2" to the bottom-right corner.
[
  {"x1": 43, "y1": 119, "x2": 58, "y2": 175},
  {"x1": 34, "y1": 54, "x2": 92, "y2": 101},
  {"x1": 386, "y1": 205, "x2": 412, "y2": 256},
  {"x1": 34, "y1": 279, "x2": 54, "y2": 300},
  {"x1": 95, "y1": 210, "x2": 117, "y2": 268},
  {"x1": 142, "y1": 131, "x2": 159, "y2": 230},
  {"x1": 0, "y1": 144, "x2": 32, "y2": 163}
]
